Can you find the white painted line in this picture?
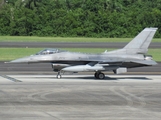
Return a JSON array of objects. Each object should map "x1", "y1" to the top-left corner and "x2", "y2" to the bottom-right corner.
[{"x1": 0, "y1": 76, "x2": 13, "y2": 83}]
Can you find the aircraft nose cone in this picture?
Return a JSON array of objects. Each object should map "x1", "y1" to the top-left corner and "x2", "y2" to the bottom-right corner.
[{"x1": 9, "y1": 57, "x2": 31, "y2": 63}]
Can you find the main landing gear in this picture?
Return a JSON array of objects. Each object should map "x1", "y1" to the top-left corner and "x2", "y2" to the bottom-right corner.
[{"x1": 94, "y1": 72, "x2": 105, "y2": 79}]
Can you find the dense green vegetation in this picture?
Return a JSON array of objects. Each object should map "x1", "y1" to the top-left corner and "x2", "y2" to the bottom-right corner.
[
  {"x1": 0, "y1": 0, "x2": 161, "y2": 37},
  {"x1": 0, "y1": 48, "x2": 160, "y2": 61}
]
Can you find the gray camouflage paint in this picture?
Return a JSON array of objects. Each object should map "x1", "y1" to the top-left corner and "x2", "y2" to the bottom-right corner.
[{"x1": 8, "y1": 28, "x2": 158, "y2": 78}]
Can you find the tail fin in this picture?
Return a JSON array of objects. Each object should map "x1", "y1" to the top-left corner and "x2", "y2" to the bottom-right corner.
[{"x1": 123, "y1": 28, "x2": 158, "y2": 54}]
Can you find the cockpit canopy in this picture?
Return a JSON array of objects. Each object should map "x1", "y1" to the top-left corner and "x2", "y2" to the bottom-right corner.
[{"x1": 36, "y1": 48, "x2": 67, "y2": 55}]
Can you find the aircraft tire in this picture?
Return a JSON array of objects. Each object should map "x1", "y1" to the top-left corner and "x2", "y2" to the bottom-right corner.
[
  {"x1": 56, "y1": 75, "x2": 62, "y2": 79},
  {"x1": 94, "y1": 72, "x2": 98, "y2": 79},
  {"x1": 94, "y1": 72, "x2": 105, "y2": 79},
  {"x1": 94, "y1": 72, "x2": 100, "y2": 79},
  {"x1": 98, "y1": 73, "x2": 105, "y2": 79}
]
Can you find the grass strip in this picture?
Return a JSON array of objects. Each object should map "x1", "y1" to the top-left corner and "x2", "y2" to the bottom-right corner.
[
  {"x1": 0, "y1": 48, "x2": 160, "y2": 61},
  {"x1": 0, "y1": 36, "x2": 160, "y2": 42}
]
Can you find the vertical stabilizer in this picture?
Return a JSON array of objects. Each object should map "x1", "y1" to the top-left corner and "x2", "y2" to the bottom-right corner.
[{"x1": 123, "y1": 28, "x2": 158, "y2": 54}]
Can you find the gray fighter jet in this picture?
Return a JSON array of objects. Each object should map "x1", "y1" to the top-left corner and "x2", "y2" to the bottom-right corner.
[{"x1": 8, "y1": 28, "x2": 158, "y2": 79}]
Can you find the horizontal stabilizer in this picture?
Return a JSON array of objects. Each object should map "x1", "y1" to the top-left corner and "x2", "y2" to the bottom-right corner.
[{"x1": 131, "y1": 60, "x2": 157, "y2": 66}]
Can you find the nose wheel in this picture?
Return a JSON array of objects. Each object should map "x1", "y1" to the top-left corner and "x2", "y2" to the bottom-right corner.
[
  {"x1": 56, "y1": 71, "x2": 62, "y2": 79},
  {"x1": 94, "y1": 72, "x2": 105, "y2": 79}
]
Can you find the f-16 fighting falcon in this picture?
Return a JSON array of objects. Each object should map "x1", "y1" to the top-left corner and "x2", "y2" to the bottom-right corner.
[{"x1": 8, "y1": 28, "x2": 158, "y2": 79}]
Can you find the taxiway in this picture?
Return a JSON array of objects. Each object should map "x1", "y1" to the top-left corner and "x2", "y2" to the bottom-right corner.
[{"x1": 0, "y1": 42, "x2": 160, "y2": 48}]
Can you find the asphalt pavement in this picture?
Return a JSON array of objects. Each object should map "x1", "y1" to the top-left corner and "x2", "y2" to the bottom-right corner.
[{"x1": 0, "y1": 42, "x2": 161, "y2": 48}]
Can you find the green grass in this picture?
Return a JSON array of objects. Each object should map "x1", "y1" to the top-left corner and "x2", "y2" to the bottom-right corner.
[
  {"x1": 1, "y1": 48, "x2": 161, "y2": 61},
  {"x1": 148, "y1": 49, "x2": 161, "y2": 62},
  {"x1": 0, "y1": 48, "x2": 42, "y2": 61},
  {"x1": 0, "y1": 36, "x2": 160, "y2": 42}
]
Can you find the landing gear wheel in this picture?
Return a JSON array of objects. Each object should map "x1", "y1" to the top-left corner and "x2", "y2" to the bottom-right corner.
[
  {"x1": 56, "y1": 74, "x2": 61, "y2": 79},
  {"x1": 98, "y1": 73, "x2": 105, "y2": 79},
  {"x1": 94, "y1": 72, "x2": 98, "y2": 78},
  {"x1": 56, "y1": 71, "x2": 62, "y2": 79},
  {"x1": 94, "y1": 72, "x2": 105, "y2": 79}
]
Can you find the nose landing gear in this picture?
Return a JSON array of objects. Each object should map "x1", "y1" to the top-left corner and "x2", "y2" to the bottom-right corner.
[{"x1": 56, "y1": 71, "x2": 62, "y2": 79}]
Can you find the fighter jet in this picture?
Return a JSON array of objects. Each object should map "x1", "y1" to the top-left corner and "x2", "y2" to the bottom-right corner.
[{"x1": 8, "y1": 28, "x2": 158, "y2": 79}]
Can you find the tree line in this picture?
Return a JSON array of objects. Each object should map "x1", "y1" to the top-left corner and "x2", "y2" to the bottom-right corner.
[{"x1": 0, "y1": 0, "x2": 161, "y2": 37}]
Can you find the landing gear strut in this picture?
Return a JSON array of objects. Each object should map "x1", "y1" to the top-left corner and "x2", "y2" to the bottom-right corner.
[
  {"x1": 94, "y1": 72, "x2": 105, "y2": 79},
  {"x1": 56, "y1": 71, "x2": 62, "y2": 79}
]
